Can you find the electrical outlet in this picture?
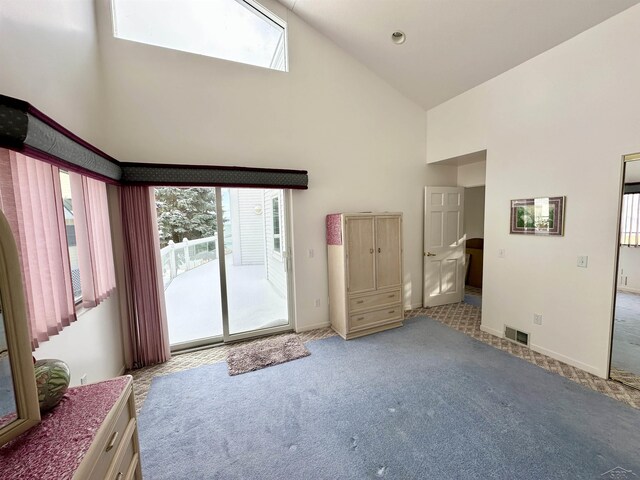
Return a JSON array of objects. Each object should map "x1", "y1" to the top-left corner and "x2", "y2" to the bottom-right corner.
[
  {"x1": 314, "y1": 299, "x2": 321, "y2": 307},
  {"x1": 577, "y1": 256, "x2": 588, "y2": 268},
  {"x1": 498, "y1": 249, "x2": 505, "y2": 258},
  {"x1": 533, "y1": 314, "x2": 543, "y2": 325},
  {"x1": 80, "y1": 374, "x2": 88, "y2": 385}
]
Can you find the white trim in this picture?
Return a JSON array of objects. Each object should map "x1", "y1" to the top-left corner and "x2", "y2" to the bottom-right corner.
[
  {"x1": 480, "y1": 324, "x2": 502, "y2": 337},
  {"x1": 295, "y1": 321, "x2": 330, "y2": 333},
  {"x1": 616, "y1": 286, "x2": 640, "y2": 294},
  {"x1": 530, "y1": 343, "x2": 605, "y2": 378},
  {"x1": 480, "y1": 324, "x2": 606, "y2": 378}
]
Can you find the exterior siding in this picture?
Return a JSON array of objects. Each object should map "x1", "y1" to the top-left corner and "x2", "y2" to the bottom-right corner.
[
  {"x1": 231, "y1": 189, "x2": 265, "y2": 266},
  {"x1": 264, "y1": 190, "x2": 286, "y2": 298}
]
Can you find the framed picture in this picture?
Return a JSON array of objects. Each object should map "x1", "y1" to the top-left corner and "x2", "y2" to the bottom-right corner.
[{"x1": 510, "y1": 196, "x2": 565, "y2": 236}]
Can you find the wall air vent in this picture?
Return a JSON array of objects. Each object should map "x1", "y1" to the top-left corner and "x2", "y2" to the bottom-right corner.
[{"x1": 504, "y1": 325, "x2": 529, "y2": 346}]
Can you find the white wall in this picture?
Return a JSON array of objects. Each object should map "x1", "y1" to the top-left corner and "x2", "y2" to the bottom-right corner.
[
  {"x1": 464, "y1": 186, "x2": 485, "y2": 240},
  {"x1": 0, "y1": 1, "x2": 124, "y2": 384},
  {"x1": 95, "y1": 0, "x2": 456, "y2": 328},
  {"x1": 618, "y1": 248, "x2": 640, "y2": 293},
  {"x1": 34, "y1": 296, "x2": 124, "y2": 387},
  {"x1": 458, "y1": 160, "x2": 486, "y2": 188},
  {"x1": 624, "y1": 160, "x2": 640, "y2": 183},
  {"x1": 0, "y1": 0, "x2": 106, "y2": 146},
  {"x1": 426, "y1": 5, "x2": 640, "y2": 377}
]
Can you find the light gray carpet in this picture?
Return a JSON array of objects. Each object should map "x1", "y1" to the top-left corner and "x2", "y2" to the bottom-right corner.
[
  {"x1": 138, "y1": 317, "x2": 640, "y2": 479},
  {"x1": 226, "y1": 333, "x2": 310, "y2": 376},
  {"x1": 612, "y1": 291, "x2": 640, "y2": 376}
]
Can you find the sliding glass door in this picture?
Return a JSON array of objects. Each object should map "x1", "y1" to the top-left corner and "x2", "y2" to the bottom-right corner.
[
  {"x1": 156, "y1": 187, "x2": 292, "y2": 349},
  {"x1": 222, "y1": 188, "x2": 290, "y2": 338}
]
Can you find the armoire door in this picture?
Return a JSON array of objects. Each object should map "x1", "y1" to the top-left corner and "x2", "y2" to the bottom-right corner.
[
  {"x1": 375, "y1": 216, "x2": 402, "y2": 289},
  {"x1": 346, "y1": 216, "x2": 376, "y2": 294}
]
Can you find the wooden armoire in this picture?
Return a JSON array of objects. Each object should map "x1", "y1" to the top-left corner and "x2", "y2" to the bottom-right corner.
[{"x1": 326, "y1": 212, "x2": 403, "y2": 339}]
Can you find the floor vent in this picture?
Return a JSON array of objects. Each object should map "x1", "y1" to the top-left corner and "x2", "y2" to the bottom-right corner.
[{"x1": 504, "y1": 325, "x2": 529, "y2": 346}]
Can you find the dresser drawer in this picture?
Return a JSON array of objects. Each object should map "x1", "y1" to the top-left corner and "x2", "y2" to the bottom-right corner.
[
  {"x1": 349, "y1": 289, "x2": 402, "y2": 313},
  {"x1": 107, "y1": 423, "x2": 137, "y2": 480},
  {"x1": 349, "y1": 303, "x2": 403, "y2": 331},
  {"x1": 88, "y1": 400, "x2": 132, "y2": 480}
]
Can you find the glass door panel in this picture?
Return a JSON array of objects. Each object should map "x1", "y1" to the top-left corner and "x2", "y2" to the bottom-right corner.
[
  {"x1": 155, "y1": 187, "x2": 223, "y2": 348},
  {"x1": 221, "y1": 188, "x2": 290, "y2": 336}
]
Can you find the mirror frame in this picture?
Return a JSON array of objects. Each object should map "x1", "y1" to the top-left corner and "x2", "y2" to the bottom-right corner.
[{"x1": 0, "y1": 211, "x2": 40, "y2": 447}]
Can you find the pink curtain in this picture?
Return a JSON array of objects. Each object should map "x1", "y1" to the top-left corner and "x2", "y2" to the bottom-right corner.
[
  {"x1": 70, "y1": 173, "x2": 116, "y2": 308},
  {"x1": 0, "y1": 149, "x2": 76, "y2": 348},
  {"x1": 118, "y1": 185, "x2": 170, "y2": 368}
]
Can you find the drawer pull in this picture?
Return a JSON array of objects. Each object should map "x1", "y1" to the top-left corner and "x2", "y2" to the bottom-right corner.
[
  {"x1": 388, "y1": 294, "x2": 395, "y2": 298},
  {"x1": 357, "y1": 316, "x2": 364, "y2": 321},
  {"x1": 388, "y1": 310, "x2": 395, "y2": 314},
  {"x1": 356, "y1": 300, "x2": 364, "y2": 304},
  {"x1": 106, "y1": 431, "x2": 119, "y2": 452}
]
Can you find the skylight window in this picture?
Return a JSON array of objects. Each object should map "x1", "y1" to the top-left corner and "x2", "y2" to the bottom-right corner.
[{"x1": 111, "y1": 0, "x2": 287, "y2": 72}]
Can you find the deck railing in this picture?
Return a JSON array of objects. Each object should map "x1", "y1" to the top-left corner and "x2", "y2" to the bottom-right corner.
[{"x1": 161, "y1": 235, "x2": 217, "y2": 288}]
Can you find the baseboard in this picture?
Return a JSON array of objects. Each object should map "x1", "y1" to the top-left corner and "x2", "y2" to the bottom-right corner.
[
  {"x1": 405, "y1": 302, "x2": 422, "y2": 311},
  {"x1": 480, "y1": 324, "x2": 502, "y2": 337},
  {"x1": 480, "y1": 325, "x2": 605, "y2": 378},
  {"x1": 118, "y1": 365, "x2": 126, "y2": 377},
  {"x1": 296, "y1": 321, "x2": 331, "y2": 332},
  {"x1": 529, "y1": 343, "x2": 605, "y2": 378},
  {"x1": 617, "y1": 286, "x2": 640, "y2": 294}
]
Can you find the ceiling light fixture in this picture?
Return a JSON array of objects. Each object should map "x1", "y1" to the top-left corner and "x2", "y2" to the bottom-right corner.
[{"x1": 391, "y1": 31, "x2": 406, "y2": 45}]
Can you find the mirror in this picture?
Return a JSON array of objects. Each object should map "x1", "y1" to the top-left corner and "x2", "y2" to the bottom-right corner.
[
  {"x1": 0, "y1": 295, "x2": 18, "y2": 426},
  {"x1": 0, "y1": 211, "x2": 40, "y2": 447},
  {"x1": 611, "y1": 156, "x2": 640, "y2": 390}
]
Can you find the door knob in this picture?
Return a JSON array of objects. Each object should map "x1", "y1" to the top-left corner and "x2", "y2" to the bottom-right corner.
[{"x1": 425, "y1": 252, "x2": 436, "y2": 257}]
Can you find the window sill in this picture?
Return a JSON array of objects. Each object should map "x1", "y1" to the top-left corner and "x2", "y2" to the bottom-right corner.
[{"x1": 75, "y1": 304, "x2": 90, "y2": 318}]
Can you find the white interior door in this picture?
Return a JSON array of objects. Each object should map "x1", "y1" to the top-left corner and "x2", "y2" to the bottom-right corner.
[{"x1": 423, "y1": 187, "x2": 465, "y2": 307}]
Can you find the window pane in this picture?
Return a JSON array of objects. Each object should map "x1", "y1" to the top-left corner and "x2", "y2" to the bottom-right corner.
[
  {"x1": 59, "y1": 171, "x2": 82, "y2": 303},
  {"x1": 112, "y1": 0, "x2": 287, "y2": 72}
]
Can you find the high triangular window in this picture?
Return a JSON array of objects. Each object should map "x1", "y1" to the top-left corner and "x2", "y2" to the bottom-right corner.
[{"x1": 111, "y1": 0, "x2": 287, "y2": 72}]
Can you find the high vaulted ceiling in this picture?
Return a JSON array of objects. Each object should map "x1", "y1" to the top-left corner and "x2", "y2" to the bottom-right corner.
[{"x1": 277, "y1": 0, "x2": 639, "y2": 110}]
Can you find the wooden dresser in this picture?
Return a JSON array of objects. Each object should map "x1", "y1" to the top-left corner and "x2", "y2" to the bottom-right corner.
[
  {"x1": 0, "y1": 376, "x2": 142, "y2": 480},
  {"x1": 327, "y1": 212, "x2": 404, "y2": 339}
]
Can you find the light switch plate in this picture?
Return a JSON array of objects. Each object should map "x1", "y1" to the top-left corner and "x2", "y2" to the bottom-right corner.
[{"x1": 577, "y1": 256, "x2": 588, "y2": 268}]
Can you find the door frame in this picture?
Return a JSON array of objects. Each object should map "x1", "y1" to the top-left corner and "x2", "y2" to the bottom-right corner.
[
  {"x1": 218, "y1": 187, "x2": 295, "y2": 344},
  {"x1": 608, "y1": 152, "x2": 640, "y2": 380},
  {"x1": 168, "y1": 187, "x2": 295, "y2": 352}
]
